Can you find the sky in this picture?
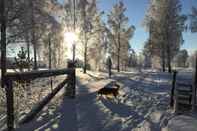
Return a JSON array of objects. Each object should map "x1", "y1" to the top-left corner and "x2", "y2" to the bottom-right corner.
[{"x1": 97, "y1": 0, "x2": 197, "y2": 55}]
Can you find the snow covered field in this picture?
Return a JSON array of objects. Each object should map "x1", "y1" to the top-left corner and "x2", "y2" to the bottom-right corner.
[{"x1": 0, "y1": 68, "x2": 196, "y2": 131}]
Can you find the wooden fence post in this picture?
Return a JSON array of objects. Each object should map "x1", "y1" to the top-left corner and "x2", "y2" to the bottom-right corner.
[
  {"x1": 72, "y1": 67, "x2": 76, "y2": 98},
  {"x1": 66, "y1": 61, "x2": 76, "y2": 98},
  {"x1": 170, "y1": 70, "x2": 177, "y2": 107},
  {"x1": 5, "y1": 79, "x2": 14, "y2": 131}
]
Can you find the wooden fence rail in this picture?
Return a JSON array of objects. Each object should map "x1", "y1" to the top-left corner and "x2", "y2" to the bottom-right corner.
[
  {"x1": 19, "y1": 78, "x2": 68, "y2": 124},
  {"x1": 4, "y1": 64, "x2": 75, "y2": 131},
  {"x1": 4, "y1": 68, "x2": 73, "y2": 81}
]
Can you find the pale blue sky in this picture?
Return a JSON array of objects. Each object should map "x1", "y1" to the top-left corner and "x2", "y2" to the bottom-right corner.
[{"x1": 97, "y1": 0, "x2": 197, "y2": 55}]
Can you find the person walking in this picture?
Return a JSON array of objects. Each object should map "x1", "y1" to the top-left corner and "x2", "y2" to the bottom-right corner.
[{"x1": 107, "y1": 56, "x2": 112, "y2": 78}]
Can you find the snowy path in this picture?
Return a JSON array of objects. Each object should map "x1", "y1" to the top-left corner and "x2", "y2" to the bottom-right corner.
[
  {"x1": 74, "y1": 72, "x2": 173, "y2": 131},
  {"x1": 15, "y1": 71, "x2": 178, "y2": 131},
  {"x1": 16, "y1": 78, "x2": 120, "y2": 131},
  {"x1": 14, "y1": 71, "x2": 196, "y2": 131}
]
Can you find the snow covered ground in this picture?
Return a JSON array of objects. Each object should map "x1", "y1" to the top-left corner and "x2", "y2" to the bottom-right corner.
[
  {"x1": 165, "y1": 114, "x2": 197, "y2": 131},
  {"x1": 1, "y1": 68, "x2": 196, "y2": 131}
]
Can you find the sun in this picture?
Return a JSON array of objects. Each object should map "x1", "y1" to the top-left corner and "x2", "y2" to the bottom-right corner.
[
  {"x1": 64, "y1": 32, "x2": 77, "y2": 44},
  {"x1": 63, "y1": 31, "x2": 79, "y2": 59}
]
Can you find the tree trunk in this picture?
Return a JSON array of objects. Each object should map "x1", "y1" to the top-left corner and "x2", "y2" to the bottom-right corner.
[
  {"x1": 117, "y1": 24, "x2": 120, "y2": 72},
  {"x1": 117, "y1": 49, "x2": 120, "y2": 72},
  {"x1": 166, "y1": 27, "x2": 172, "y2": 73},
  {"x1": 48, "y1": 36, "x2": 52, "y2": 70},
  {"x1": 48, "y1": 35, "x2": 53, "y2": 91},
  {"x1": 26, "y1": 33, "x2": 31, "y2": 71},
  {"x1": 1, "y1": 0, "x2": 7, "y2": 88},
  {"x1": 83, "y1": 37, "x2": 87, "y2": 74},
  {"x1": 161, "y1": 44, "x2": 166, "y2": 72},
  {"x1": 82, "y1": 4, "x2": 87, "y2": 74},
  {"x1": 72, "y1": 44, "x2": 75, "y2": 62},
  {"x1": 32, "y1": 31, "x2": 37, "y2": 70},
  {"x1": 166, "y1": 44, "x2": 172, "y2": 73},
  {"x1": 30, "y1": 1, "x2": 37, "y2": 70},
  {"x1": 125, "y1": 61, "x2": 127, "y2": 71}
]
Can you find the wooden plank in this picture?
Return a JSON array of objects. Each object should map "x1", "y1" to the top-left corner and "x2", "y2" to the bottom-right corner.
[
  {"x1": 177, "y1": 100, "x2": 191, "y2": 105},
  {"x1": 177, "y1": 94, "x2": 191, "y2": 99},
  {"x1": 176, "y1": 83, "x2": 192, "y2": 89},
  {"x1": 5, "y1": 68, "x2": 73, "y2": 81},
  {"x1": 176, "y1": 90, "x2": 192, "y2": 95},
  {"x1": 19, "y1": 78, "x2": 68, "y2": 124}
]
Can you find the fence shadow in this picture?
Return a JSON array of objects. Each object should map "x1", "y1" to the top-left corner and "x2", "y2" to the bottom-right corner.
[{"x1": 15, "y1": 88, "x2": 78, "y2": 131}]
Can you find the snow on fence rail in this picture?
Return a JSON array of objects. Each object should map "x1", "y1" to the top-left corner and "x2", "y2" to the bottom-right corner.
[{"x1": 4, "y1": 64, "x2": 76, "y2": 131}]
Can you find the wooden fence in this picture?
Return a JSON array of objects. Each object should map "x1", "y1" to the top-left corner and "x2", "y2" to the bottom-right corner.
[
  {"x1": 170, "y1": 55, "x2": 197, "y2": 112},
  {"x1": 4, "y1": 63, "x2": 75, "y2": 131}
]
